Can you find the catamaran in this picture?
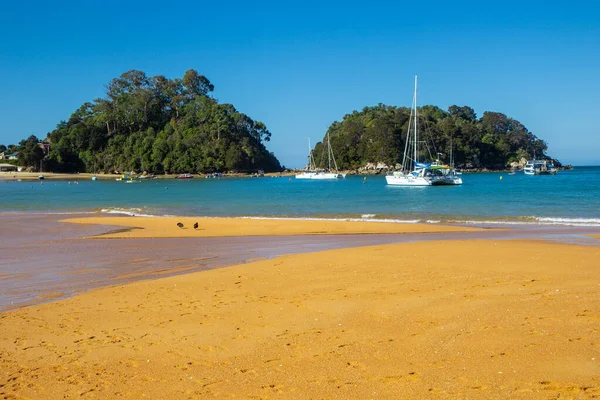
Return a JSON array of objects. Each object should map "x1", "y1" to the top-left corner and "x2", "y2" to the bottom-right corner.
[
  {"x1": 295, "y1": 133, "x2": 346, "y2": 180},
  {"x1": 385, "y1": 76, "x2": 462, "y2": 186}
]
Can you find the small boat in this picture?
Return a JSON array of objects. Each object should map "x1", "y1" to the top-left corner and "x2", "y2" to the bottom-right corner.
[
  {"x1": 91, "y1": 176, "x2": 98, "y2": 181},
  {"x1": 38, "y1": 175, "x2": 45, "y2": 180},
  {"x1": 176, "y1": 173, "x2": 194, "y2": 179},
  {"x1": 524, "y1": 160, "x2": 556, "y2": 175},
  {"x1": 205, "y1": 173, "x2": 222, "y2": 179},
  {"x1": 138, "y1": 174, "x2": 157, "y2": 180}
]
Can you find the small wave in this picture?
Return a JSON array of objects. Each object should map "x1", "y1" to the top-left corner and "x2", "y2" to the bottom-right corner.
[
  {"x1": 100, "y1": 208, "x2": 156, "y2": 217},
  {"x1": 239, "y1": 216, "x2": 423, "y2": 224},
  {"x1": 451, "y1": 218, "x2": 600, "y2": 227},
  {"x1": 535, "y1": 217, "x2": 600, "y2": 227},
  {"x1": 361, "y1": 214, "x2": 376, "y2": 218}
]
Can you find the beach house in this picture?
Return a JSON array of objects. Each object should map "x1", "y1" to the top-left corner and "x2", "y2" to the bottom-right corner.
[{"x1": 0, "y1": 163, "x2": 17, "y2": 172}]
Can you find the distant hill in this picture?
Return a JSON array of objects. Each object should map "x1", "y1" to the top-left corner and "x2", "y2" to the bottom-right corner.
[
  {"x1": 16, "y1": 69, "x2": 282, "y2": 173},
  {"x1": 311, "y1": 104, "x2": 558, "y2": 171}
]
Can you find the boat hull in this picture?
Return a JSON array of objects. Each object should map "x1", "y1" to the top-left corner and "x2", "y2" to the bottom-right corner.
[
  {"x1": 295, "y1": 172, "x2": 344, "y2": 180},
  {"x1": 385, "y1": 175, "x2": 432, "y2": 186},
  {"x1": 431, "y1": 176, "x2": 463, "y2": 185}
]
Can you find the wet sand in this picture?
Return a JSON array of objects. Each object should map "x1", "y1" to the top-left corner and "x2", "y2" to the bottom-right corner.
[
  {"x1": 1, "y1": 213, "x2": 483, "y2": 311},
  {"x1": 62, "y1": 215, "x2": 487, "y2": 238},
  {"x1": 1, "y1": 214, "x2": 600, "y2": 398},
  {"x1": 4, "y1": 214, "x2": 598, "y2": 312}
]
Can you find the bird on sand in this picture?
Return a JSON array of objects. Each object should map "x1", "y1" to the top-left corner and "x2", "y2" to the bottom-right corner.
[
  {"x1": 177, "y1": 222, "x2": 184, "y2": 228},
  {"x1": 193, "y1": 222, "x2": 199, "y2": 229}
]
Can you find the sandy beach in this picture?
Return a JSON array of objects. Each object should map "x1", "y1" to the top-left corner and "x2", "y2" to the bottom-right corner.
[
  {"x1": 0, "y1": 171, "x2": 122, "y2": 181},
  {"x1": 0, "y1": 171, "x2": 297, "y2": 181},
  {"x1": 63, "y1": 215, "x2": 485, "y2": 238},
  {"x1": 1, "y1": 217, "x2": 599, "y2": 399}
]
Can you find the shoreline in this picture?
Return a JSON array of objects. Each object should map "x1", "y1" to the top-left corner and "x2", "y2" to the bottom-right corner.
[
  {"x1": 1, "y1": 225, "x2": 599, "y2": 398},
  {"x1": 0, "y1": 165, "x2": 578, "y2": 182},
  {"x1": 2, "y1": 213, "x2": 599, "y2": 313},
  {"x1": 61, "y1": 215, "x2": 486, "y2": 238}
]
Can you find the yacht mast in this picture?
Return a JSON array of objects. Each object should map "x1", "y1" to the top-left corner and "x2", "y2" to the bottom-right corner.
[
  {"x1": 327, "y1": 131, "x2": 332, "y2": 171},
  {"x1": 307, "y1": 137, "x2": 312, "y2": 170},
  {"x1": 414, "y1": 75, "x2": 418, "y2": 166}
]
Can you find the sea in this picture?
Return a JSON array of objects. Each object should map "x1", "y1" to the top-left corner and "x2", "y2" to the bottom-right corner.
[{"x1": 1, "y1": 166, "x2": 600, "y2": 227}]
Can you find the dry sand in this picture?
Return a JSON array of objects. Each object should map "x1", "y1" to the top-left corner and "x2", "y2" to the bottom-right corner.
[
  {"x1": 63, "y1": 216, "x2": 484, "y2": 238},
  {"x1": 1, "y1": 235, "x2": 599, "y2": 399}
]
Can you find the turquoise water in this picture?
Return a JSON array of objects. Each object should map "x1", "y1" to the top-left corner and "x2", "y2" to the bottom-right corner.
[{"x1": 1, "y1": 167, "x2": 599, "y2": 226}]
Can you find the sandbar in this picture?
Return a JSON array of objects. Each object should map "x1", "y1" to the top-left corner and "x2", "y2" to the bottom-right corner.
[
  {"x1": 62, "y1": 215, "x2": 485, "y2": 238},
  {"x1": 1, "y1": 237, "x2": 599, "y2": 399}
]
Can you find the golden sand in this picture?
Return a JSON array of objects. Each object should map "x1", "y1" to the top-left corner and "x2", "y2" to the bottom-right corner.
[
  {"x1": 63, "y1": 216, "x2": 484, "y2": 238},
  {"x1": 1, "y1": 236, "x2": 599, "y2": 399}
]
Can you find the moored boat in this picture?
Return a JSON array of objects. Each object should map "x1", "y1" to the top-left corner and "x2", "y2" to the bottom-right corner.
[
  {"x1": 295, "y1": 135, "x2": 346, "y2": 180},
  {"x1": 524, "y1": 160, "x2": 556, "y2": 175}
]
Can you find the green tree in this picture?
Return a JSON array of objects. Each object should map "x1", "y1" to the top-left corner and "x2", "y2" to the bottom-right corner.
[
  {"x1": 18, "y1": 69, "x2": 282, "y2": 174},
  {"x1": 17, "y1": 135, "x2": 45, "y2": 170},
  {"x1": 313, "y1": 104, "x2": 555, "y2": 170}
]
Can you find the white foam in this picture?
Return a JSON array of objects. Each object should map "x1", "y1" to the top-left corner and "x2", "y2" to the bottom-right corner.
[
  {"x1": 454, "y1": 218, "x2": 600, "y2": 227},
  {"x1": 535, "y1": 217, "x2": 600, "y2": 227},
  {"x1": 361, "y1": 214, "x2": 376, "y2": 218},
  {"x1": 100, "y1": 208, "x2": 157, "y2": 217},
  {"x1": 239, "y1": 216, "x2": 422, "y2": 224}
]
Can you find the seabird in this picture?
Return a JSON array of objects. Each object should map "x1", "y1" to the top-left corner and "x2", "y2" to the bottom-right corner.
[
  {"x1": 177, "y1": 222, "x2": 184, "y2": 228},
  {"x1": 193, "y1": 222, "x2": 199, "y2": 229}
]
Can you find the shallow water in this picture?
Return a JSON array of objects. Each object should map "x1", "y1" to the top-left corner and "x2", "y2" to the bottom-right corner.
[
  {"x1": 1, "y1": 167, "x2": 599, "y2": 225},
  {"x1": 1, "y1": 213, "x2": 599, "y2": 311}
]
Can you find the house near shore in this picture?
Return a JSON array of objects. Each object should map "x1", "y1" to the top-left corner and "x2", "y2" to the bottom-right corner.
[
  {"x1": 0, "y1": 163, "x2": 17, "y2": 172},
  {"x1": 0, "y1": 152, "x2": 19, "y2": 161}
]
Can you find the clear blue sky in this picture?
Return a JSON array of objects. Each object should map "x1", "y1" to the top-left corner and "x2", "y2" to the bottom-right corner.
[{"x1": 1, "y1": 0, "x2": 599, "y2": 167}]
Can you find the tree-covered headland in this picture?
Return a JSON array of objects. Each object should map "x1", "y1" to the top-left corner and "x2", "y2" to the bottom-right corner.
[
  {"x1": 311, "y1": 104, "x2": 559, "y2": 171},
  {"x1": 4, "y1": 75, "x2": 561, "y2": 173},
  {"x1": 8, "y1": 69, "x2": 282, "y2": 173}
]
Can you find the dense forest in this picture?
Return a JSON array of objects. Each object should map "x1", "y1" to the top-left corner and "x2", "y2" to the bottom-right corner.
[
  {"x1": 311, "y1": 104, "x2": 558, "y2": 171},
  {"x1": 5, "y1": 69, "x2": 282, "y2": 173},
  {"x1": 4, "y1": 75, "x2": 559, "y2": 173}
]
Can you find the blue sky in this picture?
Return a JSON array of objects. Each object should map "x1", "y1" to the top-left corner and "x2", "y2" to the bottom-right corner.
[{"x1": 1, "y1": 0, "x2": 599, "y2": 167}]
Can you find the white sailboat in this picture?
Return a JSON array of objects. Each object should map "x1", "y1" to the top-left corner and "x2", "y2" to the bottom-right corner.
[
  {"x1": 295, "y1": 133, "x2": 346, "y2": 180},
  {"x1": 385, "y1": 75, "x2": 462, "y2": 186}
]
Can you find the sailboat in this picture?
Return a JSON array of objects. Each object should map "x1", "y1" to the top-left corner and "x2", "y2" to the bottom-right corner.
[
  {"x1": 295, "y1": 133, "x2": 346, "y2": 180},
  {"x1": 385, "y1": 75, "x2": 462, "y2": 186}
]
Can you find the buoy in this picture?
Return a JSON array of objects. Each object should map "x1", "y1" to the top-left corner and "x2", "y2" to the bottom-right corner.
[{"x1": 500, "y1": 176, "x2": 503, "y2": 180}]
